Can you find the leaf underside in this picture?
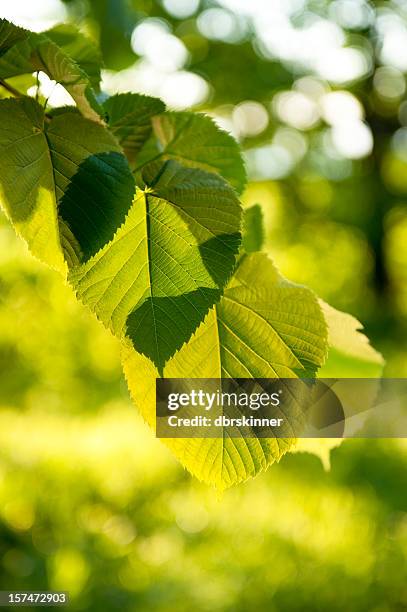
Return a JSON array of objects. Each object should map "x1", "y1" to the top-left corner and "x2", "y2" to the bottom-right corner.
[{"x1": 0, "y1": 18, "x2": 103, "y2": 121}]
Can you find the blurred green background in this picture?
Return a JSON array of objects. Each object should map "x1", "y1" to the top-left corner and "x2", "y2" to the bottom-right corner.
[{"x1": 0, "y1": 0, "x2": 407, "y2": 610}]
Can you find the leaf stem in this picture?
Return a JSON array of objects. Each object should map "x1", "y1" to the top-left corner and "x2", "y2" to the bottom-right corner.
[
  {"x1": 35, "y1": 71, "x2": 40, "y2": 103},
  {"x1": 0, "y1": 78, "x2": 22, "y2": 98}
]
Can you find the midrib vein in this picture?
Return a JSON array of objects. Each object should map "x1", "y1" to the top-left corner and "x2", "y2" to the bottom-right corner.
[{"x1": 144, "y1": 192, "x2": 161, "y2": 368}]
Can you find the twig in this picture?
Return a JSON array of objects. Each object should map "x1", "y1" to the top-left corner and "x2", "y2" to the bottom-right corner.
[
  {"x1": 0, "y1": 76, "x2": 52, "y2": 121},
  {"x1": 0, "y1": 78, "x2": 22, "y2": 98},
  {"x1": 35, "y1": 70, "x2": 40, "y2": 102}
]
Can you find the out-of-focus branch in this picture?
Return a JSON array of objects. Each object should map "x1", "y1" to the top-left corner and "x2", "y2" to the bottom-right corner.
[{"x1": 0, "y1": 78, "x2": 22, "y2": 98}]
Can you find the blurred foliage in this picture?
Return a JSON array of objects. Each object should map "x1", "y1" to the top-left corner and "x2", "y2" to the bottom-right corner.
[
  {"x1": 1, "y1": 0, "x2": 407, "y2": 609},
  {"x1": 0, "y1": 212, "x2": 406, "y2": 610}
]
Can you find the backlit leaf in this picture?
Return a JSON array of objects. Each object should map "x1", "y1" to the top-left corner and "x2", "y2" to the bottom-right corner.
[
  {"x1": 122, "y1": 252, "x2": 328, "y2": 488},
  {"x1": 70, "y1": 159, "x2": 242, "y2": 371},
  {"x1": 0, "y1": 97, "x2": 134, "y2": 270}
]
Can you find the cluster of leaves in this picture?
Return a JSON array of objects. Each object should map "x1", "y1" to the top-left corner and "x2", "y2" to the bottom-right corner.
[{"x1": 0, "y1": 19, "x2": 383, "y2": 489}]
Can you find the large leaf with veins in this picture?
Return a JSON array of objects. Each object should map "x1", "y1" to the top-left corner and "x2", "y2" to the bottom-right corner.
[
  {"x1": 70, "y1": 160, "x2": 242, "y2": 371},
  {"x1": 122, "y1": 252, "x2": 328, "y2": 488}
]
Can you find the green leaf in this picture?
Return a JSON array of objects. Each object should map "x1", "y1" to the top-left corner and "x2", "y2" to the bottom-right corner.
[
  {"x1": 0, "y1": 98, "x2": 63, "y2": 270},
  {"x1": 0, "y1": 19, "x2": 27, "y2": 56},
  {"x1": 104, "y1": 93, "x2": 165, "y2": 164},
  {"x1": 122, "y1": 252, "x2": 328, "y2": 488},
  {"x1": 242, "y1": 204, "x2": 265, "y2": 253},
  {"x1": 171, "y1": 253, "x2": 328, "y2": 379},
  {"x1": 135, "y1": 112, "x2": 247, "y2": 194},
  {"x1": 0, "y1": 97, "x2": 134, "y2": 271},
  {"x1": 70, "y1": 159, "x2": 242, "y2": 371},
  {"x1": 0, "y1": 18, "x2": 103, "y2": 121},
  {"x1": 45, "y1": 24, "x2": 102, "y2": 91}
]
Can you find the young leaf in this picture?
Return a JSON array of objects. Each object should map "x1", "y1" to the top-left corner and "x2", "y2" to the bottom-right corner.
[
  {"x1": 0, "y1": 18, "x2": 103, "y2": 121},
  {"x1": 242, "y1": 204, "x2": 265, "y2": 252},
  {"x1": 104, "y1": 93, "x2": 165, "y2": 164},
  {"x1": 135, "y1": 112, "x2": 247, "y2": 194},
  {"x1": 70, "y1": 159, "x2": 242, "y2": 371},
  {"x1": 0, "y1": 97, "x2": 134, "y2": 270},
  {"x1": 122, "y1": 252, "x2": 328, "y2": 488}
]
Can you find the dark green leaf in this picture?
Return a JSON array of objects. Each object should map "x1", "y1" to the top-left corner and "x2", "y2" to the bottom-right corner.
[
  {"x1": 104, "y1": 93, "x2": 165, "y2": 164},
  {"x1": 0, "y1": 19, "x2": 27, "y2": 57}
]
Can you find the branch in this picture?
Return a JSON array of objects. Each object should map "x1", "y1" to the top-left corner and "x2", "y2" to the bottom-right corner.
[
  {"x1": 0, "y1": 78, "x2": 22, "y2": 98},
  {"x1": 0, "y1": 78, "x2": 52, "y2": 122}
]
